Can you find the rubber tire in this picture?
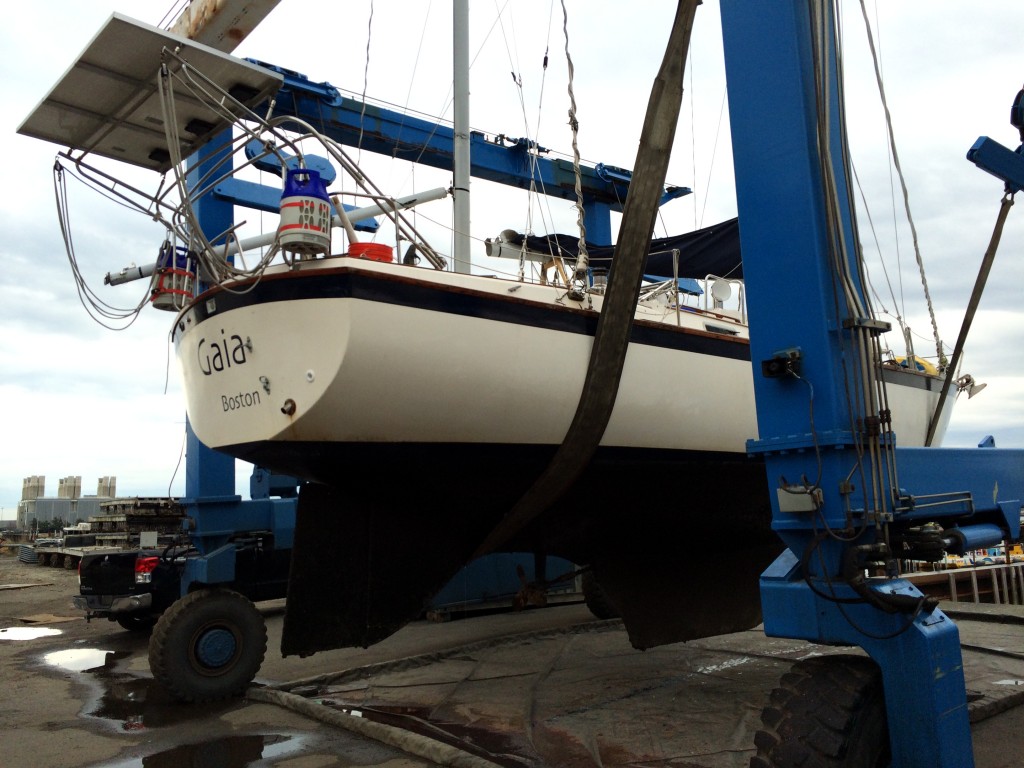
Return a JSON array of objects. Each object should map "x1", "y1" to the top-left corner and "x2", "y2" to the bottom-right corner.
[
  {"x1": 750, "y1": 654, "x2": 890, "y2": 768},
  {"x1": 64, "y1": 554, "x2": 76, "y2": 570},
  {"x1": 115, "y1": 613, "x2": 158, "y2": 634},
  {"x1": 581, "y1": 570, "x2": 620, "y2": 620},
  {"x1": 149, "y1": 588, "x2": 267, "y2": 703}
]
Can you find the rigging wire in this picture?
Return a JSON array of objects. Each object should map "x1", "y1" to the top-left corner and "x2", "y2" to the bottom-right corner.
[
  {"x1": 559, "y1": 0, "x2": 589, "y2": 300},
  {"x1": 158, "y1": 0, "x2": 189, "y2": 30},
  {"x1": 52, "y1": 162, "x2": 154, "y2": 330},
  {"x1": 358, "y1": 0, "x2": 374, "y2": 163},
  {"x1": 856, "y1": 0, "x2": 946, "y2": 369},
  {"x1": 699, "y1": 89, "x2": 728, "y2": 230},
  {"x1": 474, "y1": 1, "x2": 574, "y2": 283},
  {"x1": 688, "y1": 48, "x2": 697, "y2": 232},
  {"x1": 511, "y1": 0, "x2": 570, "y2": 283},
  {"x1": 851, "y1": 163, "x2": 899, "y2": 320}
]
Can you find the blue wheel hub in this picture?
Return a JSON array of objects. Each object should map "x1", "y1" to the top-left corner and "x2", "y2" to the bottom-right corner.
[{"x1": 195, "y1": 627, "x2": 237, "y2": 669}]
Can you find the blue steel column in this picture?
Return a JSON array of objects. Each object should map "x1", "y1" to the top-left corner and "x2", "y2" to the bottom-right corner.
[
  {"x1": 719, "y1": 2, "x2": 972, "y2": 765},
  {"x1": 181, "y1": 130, "x2": 242, "y2": 589}
]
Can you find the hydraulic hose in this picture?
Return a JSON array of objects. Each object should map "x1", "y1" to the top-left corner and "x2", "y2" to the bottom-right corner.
[{"x1": 841, "y1": 544, "x2": 937, "y2": 615}]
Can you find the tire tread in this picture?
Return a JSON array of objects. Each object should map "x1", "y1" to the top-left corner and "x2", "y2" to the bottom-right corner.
[{"x1": 749, "y1": 654, "x2": 888, "y2": 768}]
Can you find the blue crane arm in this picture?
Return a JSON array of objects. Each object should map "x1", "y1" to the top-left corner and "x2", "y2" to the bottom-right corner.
[
  {"x1": 967, "y1": 136, "x2": 1024, "y2": 193},
  {"x1": 246, "y1": 60, "x2": 690, "y2": 244}
]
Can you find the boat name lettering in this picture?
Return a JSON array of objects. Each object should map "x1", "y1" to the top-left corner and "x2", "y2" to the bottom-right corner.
[
  {"x1": 222, "y1": 390, "x2": 261, "y2": 412},
  {"x1": 198, "y1": 330, "x2": 248, "y2": 376}
]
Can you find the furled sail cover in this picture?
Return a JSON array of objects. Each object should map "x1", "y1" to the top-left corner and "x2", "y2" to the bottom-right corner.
[{"x1": 508, "y1": 217, "x2": 742, "y2": 280}]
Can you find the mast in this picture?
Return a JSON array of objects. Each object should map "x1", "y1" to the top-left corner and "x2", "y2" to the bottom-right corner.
[{"x1": 452, "y1": 0, "x2": 471, "y2": 273}]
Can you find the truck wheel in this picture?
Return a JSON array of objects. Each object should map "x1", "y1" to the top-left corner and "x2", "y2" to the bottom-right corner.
[
  {"x1": 750, "y1": 655, "x2": 889, "y2": 768},
  {"x1": 64, "y1": 554, "x2": 76, "y2": 570},
  {"x1": 582, "y1": 570, "x2": 620, "y2": 620},
  {"x1": 149, "y1": 588, "x2": 266, "y2": 703},
  {"x1": 36, "y1": 553, "x2": 49, "y2": 566},
  {"x1": 115, "y1": 613, "x2": 158, "y2": 633}
]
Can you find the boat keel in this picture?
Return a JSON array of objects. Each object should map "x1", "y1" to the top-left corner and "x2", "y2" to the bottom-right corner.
[
  {"x1": 282, "y1": 481, "x2": 494, "y2": 656},
  {"x1": 281, "y1": 459, "x2": 780, "y2": 657}
]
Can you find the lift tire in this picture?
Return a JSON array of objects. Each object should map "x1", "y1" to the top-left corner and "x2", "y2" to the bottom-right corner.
[
  {"x1": 750, "y1": 654, "x2": 889, "y2": 768},
  {"x1": 582, "y1": 570, "x2": 620, "y2": 620},
  {"x1": 149, "y1": 588, "x2": 266, "y2": 703},
  {"x1": 115, "y1": 613, "x2": 158, "y2": 634}
]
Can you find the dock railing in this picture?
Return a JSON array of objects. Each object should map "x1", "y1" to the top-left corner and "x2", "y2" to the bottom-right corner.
[{"x1": 904, "y1": 562, "x2": 1024, "y2": 606}]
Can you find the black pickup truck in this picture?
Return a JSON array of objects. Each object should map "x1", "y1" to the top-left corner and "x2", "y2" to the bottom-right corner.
[
  {"x1": 74, "y1": 534, "x2": 292, "y2": 702},
  {"x1": 74, "y1": 548, "x2": 182, "y2": 632},
  {"x1": 74, "y1": 535, "x2": 291, "y2": 632}
]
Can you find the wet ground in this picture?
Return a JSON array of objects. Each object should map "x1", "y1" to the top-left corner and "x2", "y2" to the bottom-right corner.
[
  {"x1": 0, "y1": 558, "x2": 433, "y2": 768},
  {"x1": 2, "y1": 554, "x2": 1023, "y2": 767}
]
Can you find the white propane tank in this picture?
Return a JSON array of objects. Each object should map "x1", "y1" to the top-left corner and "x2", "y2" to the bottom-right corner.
[{"x1": 278, "y1": 167, "x2": 331, "y2": 257}]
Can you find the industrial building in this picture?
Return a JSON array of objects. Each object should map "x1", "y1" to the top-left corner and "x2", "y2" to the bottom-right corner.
[{"x1": 16, "y1": 475, "x2": 117, "y2": 530}]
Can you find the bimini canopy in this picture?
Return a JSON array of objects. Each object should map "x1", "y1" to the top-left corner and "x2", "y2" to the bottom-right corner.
[{"x1": 506, "y1": 217, "x2": 742, "y2": 281}]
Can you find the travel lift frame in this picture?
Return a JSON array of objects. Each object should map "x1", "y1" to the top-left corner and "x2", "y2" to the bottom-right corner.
[
  {"x1": 183, "y1": 3, "x2": 1023, "y2": 762},
  {"x1": 721, "y1": 1, "x2": 1023, "y2": 766},
  {"x1": 115, "y1": 1, "x2": 1020, "y2": 762}
]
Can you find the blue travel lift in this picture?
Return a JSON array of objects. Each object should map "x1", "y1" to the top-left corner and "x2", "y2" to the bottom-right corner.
[
  {"x1": 27, "y1": 3, "x2": 1023, "y2": 763},
  {"x1": 720, "y1": 1, "x2": 1024, "y2": 765},
  {"x1": 168, "y1": 5, "x2": 1023, "y2": 762}
]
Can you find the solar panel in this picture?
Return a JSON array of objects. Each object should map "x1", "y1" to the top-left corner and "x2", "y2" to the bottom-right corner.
[{"x1": 17, "y1": 13, "x2": 282, "y2": 173}]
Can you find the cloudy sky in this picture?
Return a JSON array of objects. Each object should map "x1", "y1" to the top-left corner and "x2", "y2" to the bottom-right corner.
[{"x1": 2, "y1": 1, "x2": 1023, "y2": 517}]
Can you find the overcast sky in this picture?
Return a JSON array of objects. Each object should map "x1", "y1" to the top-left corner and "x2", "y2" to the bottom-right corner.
[{"x1": 2, "y1": 1, "x2": 1023, "y2": 517}]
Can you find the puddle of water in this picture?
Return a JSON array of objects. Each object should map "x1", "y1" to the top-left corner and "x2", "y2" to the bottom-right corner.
[
  {"x1": 89, "y1": 676, "x2": 236, "y2": 731},
  {"x1": 39, "y1": 644, "x2": 234, "y2": 731},
  {"x1": 43, "y1": 648, "x2": 130, "y2": 673},
  {"x1": 105, "y1": 734, "x2": 298, "y2": 768},
  {"x1": 0, "y1": 626, "x2": 62, "y2": 640}
]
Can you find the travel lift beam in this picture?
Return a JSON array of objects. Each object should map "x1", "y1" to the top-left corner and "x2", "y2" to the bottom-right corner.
[
  {"x1": 244, "y1": 60, "x2": 691, "y2": 247},
  {"x1": 720, "y1": 2, "x2": 1022, "y2": 767}
]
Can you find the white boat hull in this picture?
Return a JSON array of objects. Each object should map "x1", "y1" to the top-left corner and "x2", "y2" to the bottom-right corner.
[{"x1": 175, "y1": 257, "x2": 948, "y2": 476}]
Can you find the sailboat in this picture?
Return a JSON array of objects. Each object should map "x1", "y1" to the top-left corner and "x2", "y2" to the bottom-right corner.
[{"x1": 19, "y1": 6, "x2": 960, "y2": 656}]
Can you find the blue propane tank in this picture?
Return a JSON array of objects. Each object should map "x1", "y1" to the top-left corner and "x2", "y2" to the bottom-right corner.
[
  {"x1": 278, "y1": 167, "x2": 331, "y2": 256},
  {"x1": 150, "y1": 242, "x2": 195, "y2": 311}
]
